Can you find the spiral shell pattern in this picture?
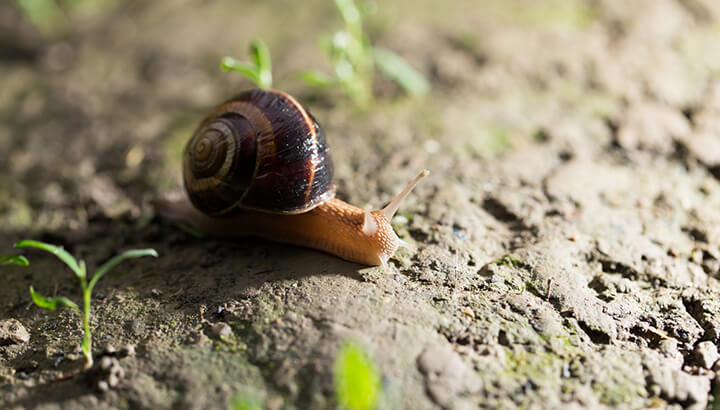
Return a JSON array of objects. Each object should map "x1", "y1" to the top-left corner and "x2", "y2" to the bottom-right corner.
[{"x1": 183, "y1": 89, "x2": 335, "y2": 216}]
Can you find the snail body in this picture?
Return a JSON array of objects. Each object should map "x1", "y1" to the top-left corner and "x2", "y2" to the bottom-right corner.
[{"x1": 155, "y1": 89, "x2": 427, "y2": 268}]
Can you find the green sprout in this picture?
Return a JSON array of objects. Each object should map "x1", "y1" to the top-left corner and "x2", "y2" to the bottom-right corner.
[
  {"x1": 221, "y1": 40, "x2": 273, "y2": 89},
  {"x1": 334, "y1": 342, "x2": 382, "y2": 410},
  {"x1": 14, "y1": 240, "x2": 157, "y2": 370},
  {"x1": 14, "y1": 0, "x2": 114, "y2": 36},
  {"x1": 493, "y1": 254, "x2": 522, "y2": 267},
  {"x1": 229, "y1": 394, "x2": 263, "y2": 410},
  {"x1": 0, "y1": 254, "x2": 29, "y2": 266},
  {"x1": 300, "y1": 0, "x2": 429, "y2": 106}
]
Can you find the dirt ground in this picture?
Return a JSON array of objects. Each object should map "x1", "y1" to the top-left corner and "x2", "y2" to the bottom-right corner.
[{"x1": 3, "y1": 0, "x2": 720, "y2": 408}]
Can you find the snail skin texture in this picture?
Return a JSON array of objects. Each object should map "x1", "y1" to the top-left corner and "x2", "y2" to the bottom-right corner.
[{"x1": 154, "y1": 89, "x2": 428, "y2": 268}]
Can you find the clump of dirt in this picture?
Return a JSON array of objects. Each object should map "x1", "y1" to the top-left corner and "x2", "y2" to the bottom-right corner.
[{"x1": 3, "y1": 0, "x2": 720, "y2": 408}]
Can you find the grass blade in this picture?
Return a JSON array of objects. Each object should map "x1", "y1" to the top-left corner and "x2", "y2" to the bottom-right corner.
[
  {"x1": 334, "y1": 0, "x2": 361, "y2": 27},
  {"x1": 298, "y1": 70, "x2": 335, "y2": 88},
  {"x1": 29, "y1": 286, "x2": 79, "y2": 311},
  {"x1": 220, "y1": 57, "x2": 260, "y2": 85},
  {"x1": 0, "y1": 255, "x2": 29, "y2": 266},
  {"x1": 14, "y1": 240, "x2": 84, "y2": 279},
  {"x1": 250, "y1": 40, "x2": 272, "y2": 89},
  {"x1": 334, "y1": 342, "x2": 381, "y2": 410},
  {"x1": 373, "y1": 48, "x2": 429, "y2": 97},
  {"x1": 88, "y1": 249, "x2": 158, "y2": 291}
]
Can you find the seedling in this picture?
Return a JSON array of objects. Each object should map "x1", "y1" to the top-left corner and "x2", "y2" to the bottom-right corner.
[
  {"x1": 221, "y1": 40, "x2": 273, "y2": 89},
  {"x1": 300, "y1": 0, "x2": 429, "y2": 106},
  {"x1": 14, "y1": 240, "x2": 157, "y2": 369},
  {"x1": 334, "y1": 342, "x2": 382, "y2": 410},
  {"x1": 0, "y1": 254, "x2": 29, "y2": 266}
]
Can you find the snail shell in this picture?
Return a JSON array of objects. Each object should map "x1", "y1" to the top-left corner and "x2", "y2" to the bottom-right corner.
[
  {"x1": 155, "y1": 88, "x2": 429, "y2": 268},
  {"x1": 183, "y1": 89, "x2": 336, "y2": 216}
]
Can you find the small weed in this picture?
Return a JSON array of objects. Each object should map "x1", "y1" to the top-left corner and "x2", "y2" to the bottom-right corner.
[
  {"x1": 229, "y1": 394, "x2": 262, "y2": 410},
  {"x1": 334, "y1": 342, "x2": 381, "y2": 410},
  {"x1": 493, "y1": 254, "x2": 522, "y2": 267},
  {"x1": 525, "y1": 279, "x2": 543, "y2": 297},
  {"x1": 0, "y1": 254, "x2": 29, "y2": 266},
  {"x1": 299, "y1": 0, "x2": 428, "y2": 106},
  {"x1": 221, "y1": 40, "x2": 273, "y2": 89},
  {"x1": 14, "y1": 240, "x2": 157, "y2": 369}
]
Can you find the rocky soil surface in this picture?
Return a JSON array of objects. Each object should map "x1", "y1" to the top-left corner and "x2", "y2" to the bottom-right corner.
[{"x1": 2, "y1": 0, "x2": 720, "y2": 408}]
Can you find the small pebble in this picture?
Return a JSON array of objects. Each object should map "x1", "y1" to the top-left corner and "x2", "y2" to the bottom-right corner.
[
  {"x1": 120, "y1": 343, "x2": 136, "y2": 357},
  {"x1": 0, "y1": 319, "x2": 30, "y2": 345},
  {"x1": 103, "y1": 344, "x2": 117, "y2": 356},
  {"x1": 100, "y1": 356, "x2": 114, "y2": 371},
  {"x1": 659, "y1": 338, "x2": 679, "y2": 355},
  {"x1": 95, "y1": 356, "x2": 125, "y2": 391},
  {"x1": 211, "y1": 322, "x2": 233, "y2": 340},
  {"x1": 108, "y1": 373, "x2": 119, "y2": 388},
  {"x1": 694, "y1": 341, "x2": 719, "y2": 369}
]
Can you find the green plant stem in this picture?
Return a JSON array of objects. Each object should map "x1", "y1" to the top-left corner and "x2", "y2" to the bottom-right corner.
[
  {"x1": 77, "y1": 260, "x2": 93, "y2": 369},
  {"x1": 13, "y1": 241, "x2": 157, "y2": 372},
  {"x1": 81, "y1": 286, "x2": 92, "y2": 369}
]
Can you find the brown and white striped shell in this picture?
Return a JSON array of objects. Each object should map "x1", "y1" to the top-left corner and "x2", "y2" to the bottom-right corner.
[{"x1": 183, "y1": 89, "x2": 336, "y2": 216}]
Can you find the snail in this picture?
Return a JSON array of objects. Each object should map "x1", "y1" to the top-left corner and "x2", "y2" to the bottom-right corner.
[{"x1": 154, "y1": 88, "x2": 428, "y2": 268}]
